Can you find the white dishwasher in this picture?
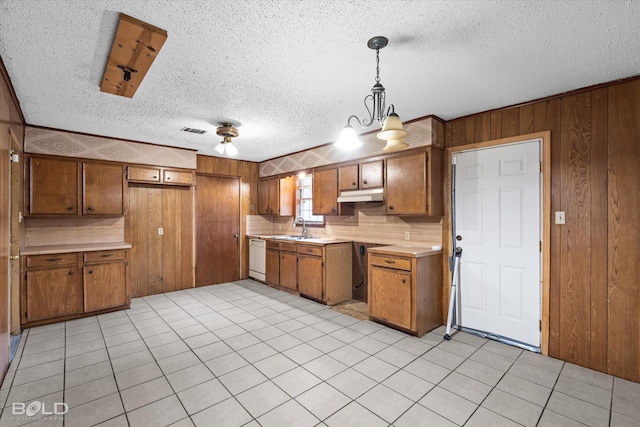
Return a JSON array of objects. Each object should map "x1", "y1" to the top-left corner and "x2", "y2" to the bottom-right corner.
[{"x1": 249, "y1": 238, "x2": 266, "y2": 281}]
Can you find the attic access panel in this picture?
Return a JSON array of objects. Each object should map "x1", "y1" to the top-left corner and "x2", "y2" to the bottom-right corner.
[{"x1": 100, "y1": 13, "x2": 167, "y2": 98}]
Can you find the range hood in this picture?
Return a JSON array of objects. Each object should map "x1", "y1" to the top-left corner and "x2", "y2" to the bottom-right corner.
[{"x1": 337, "y1": 188, "x2": 384, "y2": 203}]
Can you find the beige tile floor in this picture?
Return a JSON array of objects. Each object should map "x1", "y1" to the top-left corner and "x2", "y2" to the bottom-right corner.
[{"x1": 0, "y1": 279, "x2": 639, "y2": 426}]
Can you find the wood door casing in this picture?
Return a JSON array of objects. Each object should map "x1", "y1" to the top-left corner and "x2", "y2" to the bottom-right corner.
[
  {"x1": 196, "y1": 175, "x2": 240, "y2": 286},
  {"x1": 0, "y1": 124, "x2": 10, "y2": 375}
]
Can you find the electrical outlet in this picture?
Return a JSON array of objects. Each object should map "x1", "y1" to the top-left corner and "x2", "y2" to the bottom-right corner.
[
  {"x1": 555, "y1": 211, "x2": 565, "y2": 225},
  {"x1": 158, "y1": 227, "x2": 164, "y2": 235},
  {"x1": 326, "y1": 226, "x2": 332, "y2": 235},
  {"x1": 405, "y1": 231, "x2": 411, "y2": 240}
]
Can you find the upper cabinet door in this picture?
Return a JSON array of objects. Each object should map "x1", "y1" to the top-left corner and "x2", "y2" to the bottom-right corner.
[
  {"x1": 385, "y1": 152, "x2": 427, "y2": 215},
  {"x1": 338, "y1": 165, "x2": 359, "y2": 191},
  {"x1": 360, "y1": 160, "x2": 384, "y2": 189},
  {"x1": 28, "y1": 157, "x2": 79, "y2": 215},
  {"x1": 312, "y1": 168, "x2": 338, "y2": 215},
  {"x1": 83, "y1": 162, "x2": 124, "y2": 215}
]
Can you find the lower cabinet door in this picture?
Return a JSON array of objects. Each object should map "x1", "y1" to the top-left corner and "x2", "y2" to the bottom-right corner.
[
  {"x1": 298, "y1": 255, "x2": 323, "y2": 301},
  {"x1": 26, "y1": 267, "x2": 82, "y2": 322},
  {"x1": 280, "y1": 252, "x2": 297, "y2": 291},
  {"x1": 84, "y1": 262, "x2": 127, "y2": 312},
  {"x1": 265, "y1": 249, "x2": 280, "y2": 286},
  {"x1": 369, "y1": 266, "x2": 412, "y2": 330}
]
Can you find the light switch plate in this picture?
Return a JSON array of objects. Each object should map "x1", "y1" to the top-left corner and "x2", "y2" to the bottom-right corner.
[
  {"x1": 405, "y1": 231, "x2": 411, "y2": 240},
  {"x1": 555, "y1": 211, "x2": 565, "y2": 225},
  {"x1": 158, "y1": 227, "x2": 164, "y2": 235}
]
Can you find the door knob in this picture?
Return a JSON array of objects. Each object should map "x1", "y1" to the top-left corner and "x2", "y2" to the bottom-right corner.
[{"x1": 456, "y1": 235, "x2": 462, "y2": 241}]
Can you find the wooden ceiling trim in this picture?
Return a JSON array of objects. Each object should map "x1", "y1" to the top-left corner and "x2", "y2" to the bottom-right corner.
[{"x1": 100, "y1": 13, "x2": 167, "y2": 98}]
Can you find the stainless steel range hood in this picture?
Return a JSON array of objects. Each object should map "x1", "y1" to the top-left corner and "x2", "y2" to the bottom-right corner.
[{"x1": 337, "y1": 188, "x2": 384, "y2": 203}]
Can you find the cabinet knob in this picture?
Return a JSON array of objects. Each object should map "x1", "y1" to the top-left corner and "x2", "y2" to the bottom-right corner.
[
  {"x1": 363, "y1": 180, "x2": 368, "y2": 184},
  {"x1": 384, "y1": 259, "x2": 395, "y2": 264},
  {"x1": 87, "y1": 207, "x2": 93, "y2": 211},
  {"x1": 99, "y1": 254, "x2": 113, "y2": 258},
  {"x1": 351, "y1": 182, "x2": 356, "y2": 186},
  {"x1": 388, "y1": 206, "x2": 394, "y2": 210},
  {"x1": 88, "y1": 270, "x2": 93, "y2": 274},
  {"x1": 331, "y1": 207, "x2": 336, "y2": 213},
  {"x1": 153, "y1": 175, "x2": 157, "y2": 179},
  {"x1": 46, "y1": 257, "x2": 62, "y2": 262},
  {"x1": 68, "y1": 271, "x2": 74, "y2": 276},
  {"x1": 67, "y1": 207, "x2": 74, "y2": 211},
  {"x1": 402, "y1": 279, "x2": 406, "y2": 284},
  {"x1": 166, "y1": 176, "x2": 171, "y2": 180}
]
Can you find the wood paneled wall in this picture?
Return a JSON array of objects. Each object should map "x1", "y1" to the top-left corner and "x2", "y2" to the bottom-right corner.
[
  {"x1": 127, "y1": 184, "x2": 195, "y2": 297},
  {"x1": 444, "y1": 78, "x2": 640, "y2": 382},
  {"x1": 196, "y1": 155, "x2": 259, "y2": 279},
  {"x1": 1, "y1": 56, "x2": 25, "y2": 378}
]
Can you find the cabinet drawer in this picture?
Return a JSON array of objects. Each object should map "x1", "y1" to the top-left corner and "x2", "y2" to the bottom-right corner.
[
  {"x1": 26, "y1": 253, "x2": 78, "y2": 268},
  {"x1": 266, "y1": 240, "x2": 280, "y2": 250},
  {"x1": 369, "y1": 254, "x2": 412, "y2": 271},
  {"x1": 298, "y1": 245, "x2": 322, "y2": 257},
  {"x1": 127, "y1": 166, "x2": 161, "y2": 183},
  {"x1": 163, "y1": 169, "x2": 194, "y2": 185},
  {"x1": 280, "y1": 242, "x2": 297, "y2": 253},
  {"x1": 83, "y1": 250, "x2": 127, "y2": 263}
]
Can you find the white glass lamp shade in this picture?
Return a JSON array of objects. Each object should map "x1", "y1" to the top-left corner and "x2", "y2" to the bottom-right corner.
[
  {"x1": 214, "y1": 142, "x2": 225, "y2": 154},
  {"x1": 225, "y1": 142, "x2": 238, "y2": 156},
  {"x1": 377, "y1": 113, "x2": 408, "y2": 141},
  {"x1": 383, "y1": 138, "x2": 409, "y2": 152},
  {"x1": 335, "y1": 125, "x2": 362, "y2": 150}
]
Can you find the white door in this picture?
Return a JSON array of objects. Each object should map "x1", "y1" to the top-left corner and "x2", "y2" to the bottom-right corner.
[{"x1": 454, "y1": 139, "x2": 541, "y2": 347}]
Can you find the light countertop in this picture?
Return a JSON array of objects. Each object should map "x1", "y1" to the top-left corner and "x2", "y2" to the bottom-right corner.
[
  {"x1": 21, "y1": 242, "x2": 132, "y2": 256},
  {"x1": 368, "y1": 245, "x2": 443, "y2": 258}
]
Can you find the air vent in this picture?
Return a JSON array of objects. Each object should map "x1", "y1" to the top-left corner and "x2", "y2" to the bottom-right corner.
[{"x1": 180, "y1": 127, "x2": 207, "y2": 134}]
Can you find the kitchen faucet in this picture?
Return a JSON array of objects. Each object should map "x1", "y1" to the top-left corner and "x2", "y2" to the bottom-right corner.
[{"x1": 293, "y1": 216, "x2": 308, "y2": 238}]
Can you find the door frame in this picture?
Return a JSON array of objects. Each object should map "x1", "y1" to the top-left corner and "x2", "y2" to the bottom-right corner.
[{"x1": 445, "y1": 131, "x2": 551, "y2": 355}]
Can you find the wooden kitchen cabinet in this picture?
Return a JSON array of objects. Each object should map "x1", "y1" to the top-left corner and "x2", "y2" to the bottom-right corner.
[
  {"x1": 385, "y1": 147, "x2": 443, "y2": 216},
  {"x1": 360, "y1": 160, "x2": 384, "y2": 188},
  {"x1": 279, "y1": 242, "x2": 298, "y2": 292},
  {"x1": 83, "y1": 162, "x2": 125, "y2": 215},
  {"x1": 27, "y1": 155, "x2": 125, "y2": 216},
  {"x1": 22, "y1": 248, "x2": 130, "y2": 327},
  {"x1": 297, "y1": 245, "x2": 324, "y2": 301},
  {"x1": 25, "y1": 261, "x2": 82, "y2": 322},
  {"x1": 265, "y1": 243, "x2": 280, "y2": 287},
  {"x1": 312, "y1": 168, "x2": 338, "y2": 215},
  {"x1": 338, "y1": 164, "x2": 359, "y2": 191},
  {"x1": 338, "y1": 160, "x2": 384, "y2": 191},
  {"x1": 368, "y1": 247, "x2": 442, "y2": 337},
  {"x1": 28, "y1": 157, "x2": 79, "y2": 215},
  {"x1": 127, "y1": 165, "x2": 195, "y2": 186},
  {"x1": 83, "y1": 260, "x2": 127, "y2": 312},
  {"x1": 263, "y1": 239, "x2": 352, "y2": 305},
  {"x1": 258, "y1": 176, "x2": 296, "y2": 216}
]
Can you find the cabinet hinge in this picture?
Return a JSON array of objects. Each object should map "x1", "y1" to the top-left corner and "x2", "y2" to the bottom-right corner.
[
  {"x1": 539, "y1": 319, "x2": 542, "y2": 331},
  {"x1": 539, "y1": 241, "x2": 542, "y2": 253},
  {"x1": 24, "y1": 311, "x2": 27, "y2": 320},
  {"x1": 539, "y1": 162, "x2": 542, "y2": 173}
]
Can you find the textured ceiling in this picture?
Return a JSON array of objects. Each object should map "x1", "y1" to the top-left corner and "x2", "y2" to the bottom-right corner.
[{"x1": 0, "y1": 1, "x2": 639, "y2": 162}]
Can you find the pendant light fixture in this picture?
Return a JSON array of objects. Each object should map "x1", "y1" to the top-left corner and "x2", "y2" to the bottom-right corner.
[
  {"x1": 214, "y1": 123, "x2": 239, "y2": 156},
  {"x1": 335, "y1": 36, "x2": 408, "y2": 151}
]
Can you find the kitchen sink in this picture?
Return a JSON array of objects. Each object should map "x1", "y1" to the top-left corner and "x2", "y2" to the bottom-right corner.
[{"x1": 269, "y1": 235, "x2": 310, "y2": 240}]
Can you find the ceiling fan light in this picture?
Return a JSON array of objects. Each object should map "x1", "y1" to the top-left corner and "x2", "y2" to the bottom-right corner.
[
  {"x1": 383, "y1": 138, "x2": 409, "y2": 152},
  {"x1": 225, "y1": 142, "x2": 238, "y2": 156},
  {"x1": 335, "y1": 125, "x2": 362, "y2": 150},
  {"x1": 214, "y1": 142, "x2": 226, "y2": 154},
  {"x1": 377, "y1": 113, "x2": 408, "y2": 141}
]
